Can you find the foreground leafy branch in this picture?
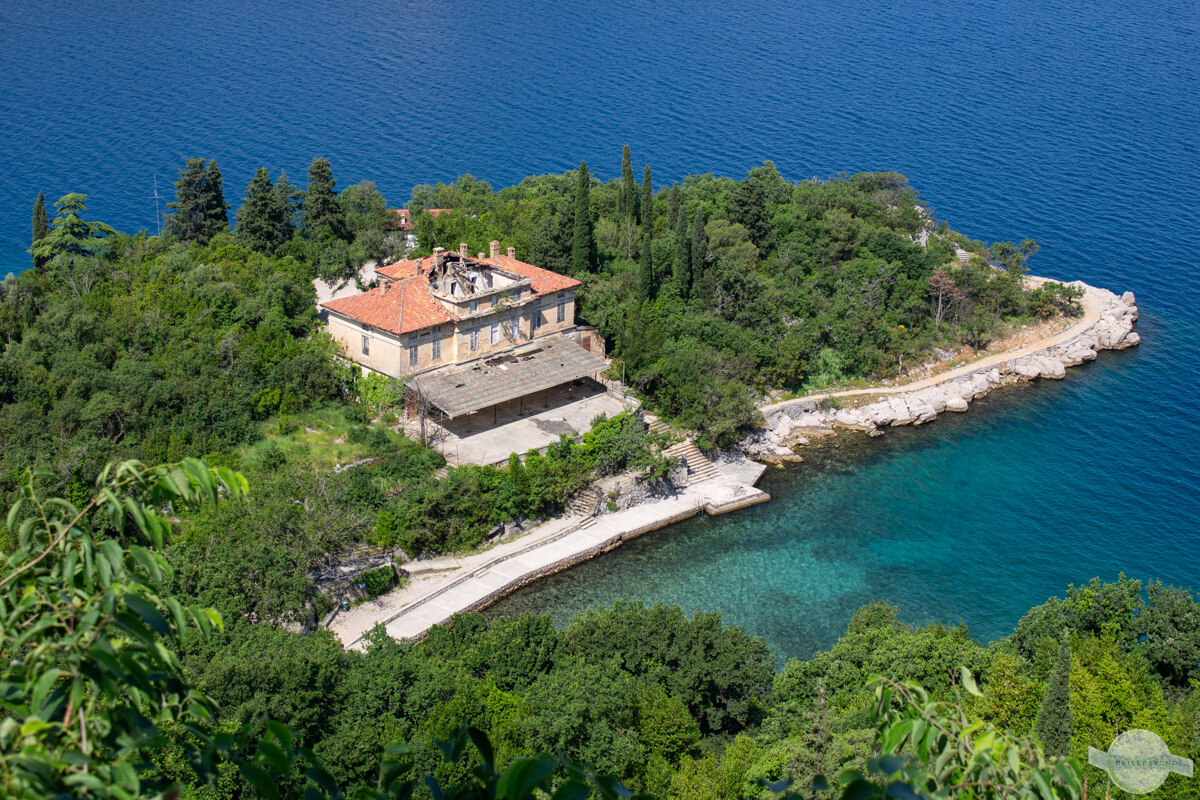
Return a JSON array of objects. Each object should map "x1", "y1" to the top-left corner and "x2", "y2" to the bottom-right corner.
[
  {"x1": 0, "y1": 459, "x2": 247, "y2": 799},
  {"x1": 772, "y1": 669, "x2": 1083, "y2": 799}
]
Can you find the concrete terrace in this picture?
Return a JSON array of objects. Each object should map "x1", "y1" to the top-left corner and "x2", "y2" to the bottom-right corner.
[
  {"x1": 329, "y1": 458, "x2": 769, "y2": 650},
  {"x1": 416, "y1": 379, "x2": 629, "y2": 466}
]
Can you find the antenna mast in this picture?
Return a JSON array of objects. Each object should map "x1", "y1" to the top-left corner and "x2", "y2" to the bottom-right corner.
[{"x1": 153, "y1": 173, "x2": 162, "y2": 236}]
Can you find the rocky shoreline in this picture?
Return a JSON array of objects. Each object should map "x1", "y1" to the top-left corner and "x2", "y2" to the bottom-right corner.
[{"x1": 746, "y1": 281, "x2": 1140, "y2": 455}]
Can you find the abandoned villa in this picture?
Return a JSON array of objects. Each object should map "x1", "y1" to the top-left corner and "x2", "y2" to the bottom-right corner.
[{"x1": 319, "y1": 242, "x2": 630, "y2": 465}]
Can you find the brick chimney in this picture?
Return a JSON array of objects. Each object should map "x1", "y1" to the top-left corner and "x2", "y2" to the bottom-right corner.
[
  {"x1": 459, "y1": 242, "x2": 470, "y2": 257},
  {"x1": 477, "y1": 252, "x2": 485, "y2": 260},
  {"x1": 489, "y1": 240, "x2": 500, "y2": 258},
  {"x1": 432, "y1": 246, "x2": 445, "y2": 267},
  {"x1": 507, "y1": 246, "x2": 516, "y2": 258}
]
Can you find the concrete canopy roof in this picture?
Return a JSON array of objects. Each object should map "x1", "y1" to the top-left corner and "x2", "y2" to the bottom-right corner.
[{"x1": 411, "y1": 334, "x2": 608, "y2": 419}]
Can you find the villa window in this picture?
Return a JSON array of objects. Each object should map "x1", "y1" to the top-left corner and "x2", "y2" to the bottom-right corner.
[
  {"x1": 432, "y1": 337, "x2": 441, "y2": 360},
  {"x1": 408, "y1": 345, "x2": 418, "y2": 367},
  {"x1": 557, "y1": 301, "x2": 566, "y2": 323},
  {"x1": 532, "y1": 303, "x2": 542, "y2": 331},
  {"x1": 469, "y1": 299, "x2": 478, "y2": 314},
  {"x1": 506, "y1": 318, "x2": 519, "y2": 340},
  {"x1": 361, "y1": 335, "x2": 370, "y2": 356},
  {"x1": 469, "y1": 329, "x2": 479, "y2": 351},
  {"x1": 490, "y1": 322, "x2": 500, "y2": 345}
]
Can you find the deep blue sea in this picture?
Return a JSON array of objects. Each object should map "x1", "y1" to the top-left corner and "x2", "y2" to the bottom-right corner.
[{"x1": 3, "y1": 0, "x2": 1198, "y2": 658}]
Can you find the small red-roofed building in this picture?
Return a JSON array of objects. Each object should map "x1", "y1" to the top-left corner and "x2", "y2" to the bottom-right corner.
[
  {"x1": 383, "y1": 208, "x2": 452, "y2": 250},
  {"x1": 320, "y1": 242, "x2": 610, "y2": 436}
]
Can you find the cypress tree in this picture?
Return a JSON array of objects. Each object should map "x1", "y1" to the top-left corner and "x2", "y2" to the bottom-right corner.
[
  {"x1": 1034, "y1": 628, "x2": 1073, "y2": 758},
  {"x1": 666, "y1": 184, "x2": 681, "y2": 233},
  {"x1": 620, "y1": 145, "x2": 636, "y2": 221},
  {"x1": 639, "y1": 228, "x2": 654, "y2": 302},
  {"x1": 673, "y1": 210, "x2": 691, "y2": 298},
  {"x1": 31, "y1": 192, "x2": 48, "y2": 270},
  {"x1": 303, "y1": 157, "x2": 346, "y2": 240},
  {"x1": 235, "y1": 168, "x2": 285, "y2": 253},
  {"x1": 690, "y1": 208, "x2": 707, "y2": 281},
  {"x1": 641, "y1": 164, "x2": 653, "y2": 230},
  {"x1": 571, "y1": 161, "x2": 594, "y2": 275}
]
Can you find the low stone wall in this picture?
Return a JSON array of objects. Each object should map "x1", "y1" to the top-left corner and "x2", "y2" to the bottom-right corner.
[{"x1": 754, "y1": 283, "x2": 1139, "y2": 446}]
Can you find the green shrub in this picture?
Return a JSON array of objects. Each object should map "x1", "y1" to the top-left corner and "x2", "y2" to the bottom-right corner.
[{"x1": 358, "y1": 564, "x2": 396, "y2": 598}]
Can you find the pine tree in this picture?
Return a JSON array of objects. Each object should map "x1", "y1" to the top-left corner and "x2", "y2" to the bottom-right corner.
[
  {"x1": 202, "y1": 159, "x2": 230, "y2": 239},
  {"x1": 673, "y1": 210, "x2": 691, "y2": 298},
  {"x1": 165, "y1": 158, "x2": 229, "y2": 244},
  {"x1": 31, "y1": 192, "x2": 48, "y2": 270},
  {"x1": 641, "y1": 164, "x2": 653, "y2": 230},
  {"x1": 571, "y1": 161, "x2": 594, "y2": 275},
  {"x1": 1034, "y1": 628, "x2": 1073, "y2": 758},
  {"x1": 620, "y1": 145, "x2": 637, "y2": 221},
  {"x1": 303, "y1": 157, "x2": 346, "y2": 239},
  {"x1": 235, "y1": 168, "x2": 287, "y2": 253},
  {"x1": 690, "y1": 208, "x2": 707, "y2": 282},
  {"x1": 28, "y1": 193, "x2": 116, "y2": 270}
]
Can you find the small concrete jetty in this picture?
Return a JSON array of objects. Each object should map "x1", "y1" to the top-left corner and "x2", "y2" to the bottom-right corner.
[{"x1": 329, "y1": 456, "x2": 767, "y2": 650}]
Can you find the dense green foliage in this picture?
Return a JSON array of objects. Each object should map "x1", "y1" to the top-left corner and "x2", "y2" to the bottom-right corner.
[
  {"x1": 0, "y1": 232, "x2": 342, "y2": 510},
  {"x1": 374, "y1": 412, "x2": 670, "y2": 557}
]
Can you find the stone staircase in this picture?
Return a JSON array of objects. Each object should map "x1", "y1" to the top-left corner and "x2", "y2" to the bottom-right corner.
[
  {"x1": 645, "y1": 415, "x2": 673, "y2": 436},
  {"x1": 567, "y1": 486, "x2": 603, "y2": 518},
  {"x1": 662, "y1": 441, "x2": 721, "y2": 485},
  {"x1": 433, "y1": 466, "x2": 449, "y2": 480}
]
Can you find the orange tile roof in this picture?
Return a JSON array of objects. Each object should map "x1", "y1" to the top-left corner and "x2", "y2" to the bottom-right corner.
[
  {"x1": 320, "y1": 277, "x2": 452, "y2": 336},
  {"x1": 327, "y1": 253, "x2": 579, "y2": 337},
  {"x1": 484, "y1": 254, "x2": 581, "y2": 295}
]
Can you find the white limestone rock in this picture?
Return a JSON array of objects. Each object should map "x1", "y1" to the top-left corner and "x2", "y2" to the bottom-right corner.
[
  {"x1": 1035, "y1": 356, "x2": 1066, "y2": 379},
  {"x1": 945, "y1": 396, "x2": 969, "y2": 412},
  {"x1": 834, "y1": 409, "x2": 875, "y2": 431},
  {"x1": 905, "y1": 396, "x2": 937, "y2": 424},
  {"x1": 864, "y1": 401, "x2": 897, "y2": 427},
  {"x1": 772, "y1": 416, "x2": 793, "y2": 439},
  {"x1": 1010, "y1": 358, "x2": 1042, "y2": 379},
  {"x1": 914, "y1": 387, "x2": 947, "y2": 413},
  {"x1": 887, "y1": 397, "x2": 914, "y2": 426}
]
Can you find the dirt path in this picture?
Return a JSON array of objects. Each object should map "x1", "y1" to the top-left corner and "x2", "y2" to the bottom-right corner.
[{"x1": 761, "y1": 285, "x2": 1103, "y2": 415}]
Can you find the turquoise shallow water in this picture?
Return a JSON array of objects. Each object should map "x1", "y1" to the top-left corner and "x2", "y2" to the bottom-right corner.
[{"x1": 3, "y1": 0, "x2": 1198, "y2": 658}]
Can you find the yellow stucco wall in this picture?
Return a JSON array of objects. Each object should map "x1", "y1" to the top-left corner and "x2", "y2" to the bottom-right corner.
[{"x1": 325, "y1": 291, "x2": 577, "y2": 378}]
